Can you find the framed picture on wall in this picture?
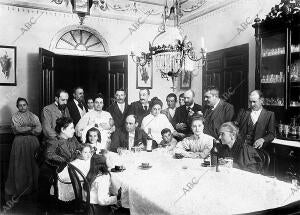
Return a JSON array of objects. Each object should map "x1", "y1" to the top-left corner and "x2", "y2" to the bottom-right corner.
[
  {"x1": 72, "y1": 0, "x2": 90, "y2": 14},
  {"x1": 136, "y1": 62, "x2": 153, "y2": 89},
  {"x1": 180, "y1": 70, "x2": 191, "y2": 89},
  {"x1": 0, "y1": 45, "x2": 16, "y2": 86}
]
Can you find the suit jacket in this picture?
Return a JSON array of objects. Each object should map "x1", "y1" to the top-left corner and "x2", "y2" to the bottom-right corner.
[
  {"x1": 109, "y1": 128, "x2": 158, "y2": 153},
  {"x1": 203, "y1": 100, "x2": 234, "y2": 139},
  {"x1": 235, "y1": 108, "x2": 275, "y2": 147},
  {"x1": 41, "y1": 103, "x2": 70, "y2": 141},
  {"x1": 67, "y1": 99, "x2": 87, "y2": 126},
  {"x1": 161, "y1": 108, "x2": 176, "y2": 127},
  {"x1": 128, "y1": 101, "x2": 151, "y2": 127},
  {"x1": 107, "y1": 102, "x2": 129, "y2": 129},
  {"x1": 173, "y1": 103, "x2": 202, "y2": 135}
]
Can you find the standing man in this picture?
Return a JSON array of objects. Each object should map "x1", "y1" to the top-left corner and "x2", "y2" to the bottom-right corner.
[
  {"x1": 161, "y1": 93, "x2": 177, "y2": 127},
  {"x1": 67, "y1": 86, "x2": 87, "y2": 126},
  {"x1": 41, "y1": 89, "x2": 70, "y2": 141},
  {"x1": 235, "y1": 90, "x2": 275, "y2": 149},
  {"x1": 173, "y1": 89, "x2": 202, "y2": 137},
  {"x1": 107, "y1": 88, "x2": 129, "y2": 129},
  {"x1": 128, "y1": 89, "x2": 151, "y2": 127},
  {"x1": 203, "y1": 86, "x2": 234, "y2": 139}
]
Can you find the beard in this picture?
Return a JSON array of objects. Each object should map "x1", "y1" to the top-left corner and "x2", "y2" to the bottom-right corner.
[{"x1": 58, "y1": 103, "x2": 67, "y2": 111}]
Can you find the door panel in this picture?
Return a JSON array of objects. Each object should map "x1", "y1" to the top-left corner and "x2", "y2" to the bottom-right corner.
[
  {"x1": 39, "y1": 48, "x2": 55, "y2": 109},
  {"x1": 106, "y1": 55, "x2": 128, "y2": 106}
]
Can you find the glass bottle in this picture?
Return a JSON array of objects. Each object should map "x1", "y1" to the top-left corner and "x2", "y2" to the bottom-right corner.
[
  {"x1": 146, "y1": 128, "x2": 153, "y2": 152},
  {"x1": 290, "y1": 117, "x2": 297, "y2": 138},
  {"x1": 210, "y1": 139, "x2": 220, "y2": 172},
  {"x1": 278, "y1": 120, "x2": 283, "y2": 136}
]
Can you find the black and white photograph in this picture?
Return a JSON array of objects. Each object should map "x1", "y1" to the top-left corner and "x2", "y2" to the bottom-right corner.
[{"x1": 1, "y1": 0, "x2": 300, "y2": 215}]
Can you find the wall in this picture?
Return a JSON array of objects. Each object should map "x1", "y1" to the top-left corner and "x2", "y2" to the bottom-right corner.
[
  {"x1": 0, "y1": 3, "x2": 178, "y2": 129},
  {"x1": 182, "y1": 0, "x2": 280, "y2": 102}
]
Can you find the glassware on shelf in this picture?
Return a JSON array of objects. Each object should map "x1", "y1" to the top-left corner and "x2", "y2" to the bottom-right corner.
[
  {"x1": 261, "y1": 72, "x2": 285, "y2": 83},
  {"x1": 291, "y1": 44, "x2": 300, "y2": 53},
  {"x1": 264, "y1": 97, "x2": 284, "y2": 106},
  {"x1": 290, "y1": 63, "x2": 300, "y2": 82},
  {"x1": 262, "y1": 47, "x2": 285, "y2": 57}
]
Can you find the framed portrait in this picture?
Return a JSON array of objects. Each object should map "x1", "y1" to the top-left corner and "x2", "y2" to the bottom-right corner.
[
  {"x1": 72, "y1": 0, "x2": 90, "y2": 15},
  {"x1": 136, "y1": 62, "x2": 153, "y2": 89},
  {"x1": 0, "y1": 45, "x2": 16, "y2": 86},
  {"x1": 180, "y1": 70, "x2": 191, "y2": 89}
]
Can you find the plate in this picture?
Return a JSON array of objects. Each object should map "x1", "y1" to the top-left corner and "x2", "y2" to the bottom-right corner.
[
  {"x1": 111, "y1": 167, "x2": 126, "y2": 172},
  {"x1": 138, "y1": 165, "x2": 152, "y2": 170}
]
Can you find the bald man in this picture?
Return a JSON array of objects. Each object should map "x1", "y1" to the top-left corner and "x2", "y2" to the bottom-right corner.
[
  {"x1": 173, "y1": 89, "x2": 203, "y2": 137},
  {"x1": 235, "y1": 90, "x2": 275, "y2": 149}
]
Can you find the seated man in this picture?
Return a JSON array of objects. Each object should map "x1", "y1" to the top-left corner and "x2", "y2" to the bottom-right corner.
[
  {"x1": 159, "y1": 128, "x2": 177, "y2": 151},
  {"x1": 216, "y1": 122, "x2": 263, "y2": 173},
  {"x1": 109, "y1": 114, "x2": 157, "y2": 152},
  {"x1": 234, "y1": 90, "x2": 275, "y2": 149},
  {"x1": 175, "y1": 115, "x2": 214, "y2": 159}
]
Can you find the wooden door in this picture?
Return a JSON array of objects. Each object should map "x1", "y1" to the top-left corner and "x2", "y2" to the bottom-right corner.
[
  {"x1": 204, "y1": 44, "x2": 249, "y2": 112},
  {"x1": 39, "y1": 48, "x2": 55, "y2": 109},
  {"x1": 106, "y1": 55, "x2": 128, "y2": 106}
]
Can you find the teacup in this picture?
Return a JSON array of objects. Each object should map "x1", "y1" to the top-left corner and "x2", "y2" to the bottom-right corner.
[
  {"x1": 115, "y1": 165, "x2": 124, "y2": 171},
  {"x1": 141, "y1": 163, "x2": 150, "y2": 168}
]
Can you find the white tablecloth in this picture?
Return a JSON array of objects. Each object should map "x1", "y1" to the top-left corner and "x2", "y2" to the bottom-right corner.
[{"x1": 110, "y1": 150, "x2": 300, "y2": 215}]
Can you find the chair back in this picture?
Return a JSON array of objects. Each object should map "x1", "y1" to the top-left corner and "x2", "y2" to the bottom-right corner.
[
  {"x1": 67, "y1": 163, "x2": 91, "y2": 214},
  {"x1": 256, "y1": 149, "x2": 270, "y2": 174}
]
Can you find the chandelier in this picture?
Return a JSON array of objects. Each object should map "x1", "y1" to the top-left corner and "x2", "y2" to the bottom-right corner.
[{"x1": 130, "y1": 0, "x2": 206, "y2": 88}]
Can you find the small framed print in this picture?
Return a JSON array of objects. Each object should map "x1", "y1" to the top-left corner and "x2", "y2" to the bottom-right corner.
[
  {"x1": 0, "y1": 45, "x2": 16, "y2": 86},
  {"x1": 180, "y1": 70, "x2": 191, "y2": 89},
  {"x1": 72, "y1": 0, "x2": 90, "y2": 15},
  {"x1": 136, "y1": 63, "x2": 153, "y2": 89}
]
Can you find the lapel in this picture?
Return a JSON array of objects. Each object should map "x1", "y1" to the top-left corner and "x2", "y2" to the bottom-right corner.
[
  {"x1": 52, "y1": 103, "x2": 62, "y2": 117},
  {"x1": 123, "y1": 131, "x2": 129, "y2": 149},
  {"x1": 241, "y1": 110, "x2": 251, "y2": 130},
  {"x1": 58, "y1": 139, "x2": 72, "y2": 158}
]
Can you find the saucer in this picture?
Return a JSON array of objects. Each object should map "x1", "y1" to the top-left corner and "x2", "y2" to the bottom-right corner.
[
  {"x1": 111, "y1": 167, "x2": 126, "y2": 172},
  {"x1": 138, "y1": 165, "x2": 152, "y2": 170}
]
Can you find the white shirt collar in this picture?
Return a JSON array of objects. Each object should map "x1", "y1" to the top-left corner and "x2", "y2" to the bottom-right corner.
[
  {"x1": 212, "y1": 99, "x2": 220, "y2": 110},
  {"x1": 250, "y1": 108, "x2": 262, "y2": 124}
]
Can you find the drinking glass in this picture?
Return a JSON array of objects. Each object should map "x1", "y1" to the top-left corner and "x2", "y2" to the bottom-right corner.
[
  {"x1": 224, "y1": 157, "x2": 233, "y2": 168},
  {"x1": 283, "y1": 125, "x2": 290, "y2": 137}
]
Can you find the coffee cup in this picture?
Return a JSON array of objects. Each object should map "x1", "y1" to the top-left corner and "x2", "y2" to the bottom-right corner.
[
  {"x1": 141, "y1": 163, "x2": 149, "y2": 168},
  {"x1": 115, "y1": 165, "x2": 123, "y2": 171}
]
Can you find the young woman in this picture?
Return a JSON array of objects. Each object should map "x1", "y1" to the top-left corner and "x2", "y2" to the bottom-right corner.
[
  {"x1": 5, "y1": 97, "x2": 42, "y2": 197},
  {"x1": 85, "y1": 127, "x2": 108, "y2": 154}
]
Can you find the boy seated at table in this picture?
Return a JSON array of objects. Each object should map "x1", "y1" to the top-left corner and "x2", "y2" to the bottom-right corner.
[
  {"x1": 175, "y1": 115, "x2": 214, "y2": 159},
  {"x1": 159, "y1": 128, "x2": 177, "y2": 151}
]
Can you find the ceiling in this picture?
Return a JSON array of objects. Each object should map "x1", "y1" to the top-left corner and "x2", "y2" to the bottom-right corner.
[{"x1": 0, "y1": 0, "x2": 238, "y2": 23}]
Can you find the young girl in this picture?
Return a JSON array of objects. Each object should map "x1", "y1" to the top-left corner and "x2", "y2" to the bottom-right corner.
[
  {"x1": 84, "y1": 154, "x2": 121, "y2": 213},
  {"x1": 56, "y1": 145, "x2": 93, "y2": 201},
  {"x1": 85, "y1": 127, "x2": 108, "y2": 154}
]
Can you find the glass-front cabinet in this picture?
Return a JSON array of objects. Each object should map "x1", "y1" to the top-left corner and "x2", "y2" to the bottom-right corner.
[{"x1": 253, "y1": 1, "x2": 300, "y2": 141}]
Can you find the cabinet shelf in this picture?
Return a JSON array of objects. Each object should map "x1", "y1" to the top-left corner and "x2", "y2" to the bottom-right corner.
[{"x1": 261, "y1": 82, "x2": 285, "y2": 85}]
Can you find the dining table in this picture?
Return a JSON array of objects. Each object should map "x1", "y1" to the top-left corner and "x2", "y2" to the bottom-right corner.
[{"x1": 108, "y1": 149, "x2": 300, "y2": 215}]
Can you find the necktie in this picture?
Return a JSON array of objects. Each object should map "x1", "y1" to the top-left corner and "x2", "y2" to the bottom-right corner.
[
  {"x1": 143, "y1": 106, "x2": 148, "y2": 111},
  {"x1": 78, "y1": 102, "x2": 83, "y2": 110}
]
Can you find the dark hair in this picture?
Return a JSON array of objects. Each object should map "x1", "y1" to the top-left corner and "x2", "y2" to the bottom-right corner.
[
  {"x1": 55, "y1": 117, "x2": 73, "y2": 134},
  {"x1": 179, "y1": 93, "x2": 184, "y2": 98},
  {"x1": 166, "y1": 93, "x2": 177, "y2": 102},
  {"x1": 191, "y1": 115, "x2": 205, "y2": 125},
  {"x1": 55, "y1": 89, "x2": 68, "y2": 99},
  {"x1": 16, "y1": 97, "x2": 28, "y2": 107},
  {"x1": 149, "y1": 97, "x2": 163, "y2": 110},
  {"x1": 84, "y1": 154, "x2": 110, "y2": 191},
  {"x1": 86, "y1": 96, "x2": 93, "y2": 102},
  {"x1": 161, "y1": 128, "x2": 172, "y2": 136},
  {"x1": 204, "y1": 86, "x2": 219, "y2": 97},
  {"x1": 115, "y1": 88, "x2": 126, "y2": 94},
  {"x1": 94, "y1": 93, "x2": 104, "y2": 101},
  {"x1": 72, "y1": 86, "x2": 84, "y2": 95},
  {"x1": 85, "y1": 127, "x2": 102, "y2": 144}
]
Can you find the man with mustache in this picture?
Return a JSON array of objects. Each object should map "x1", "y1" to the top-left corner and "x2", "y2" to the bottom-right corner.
[
  {"x1": 41, "y1": 89, "x2": 70, "y2": 140},
  {"x1": 128, "y1": 89, "x2": 151, "y2": 127},
  {"x1": 67, "y1": 86, "x2": 87, "y2": 126}
]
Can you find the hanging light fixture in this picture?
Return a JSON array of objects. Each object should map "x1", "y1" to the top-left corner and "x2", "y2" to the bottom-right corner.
[{"x1": 130, "y1": 0, "x2": 206, "y2": 90}]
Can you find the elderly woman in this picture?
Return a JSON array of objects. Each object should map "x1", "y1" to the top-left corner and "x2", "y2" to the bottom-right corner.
[
  {"x1": 141, "y1": 97, "x2": 175, "y2": 143},
  {"x1": 5, "y1": 97, "x2": 42, "y2": 197},
  {"x1": 175, "y1": 115, "x2": 214, "y2": 158},
  {"x1": 217, "y1": 122, "x2": 263, "y2": 173}
]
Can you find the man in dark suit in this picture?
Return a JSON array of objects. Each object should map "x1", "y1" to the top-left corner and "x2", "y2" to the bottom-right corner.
[
  {"x1": 67, "y1": 86, "x2": 87, "y2": 126},
  {"x1": 161, "y1": 93, "x2": 177, "y2": 127},
  {"x1": 107, "y1": 88, "x2": 129, "y2": 129},
  {"x1": 173, "y1": 89, "x2": 202, "y2": 137},
  {"x1": 109, "y1": 114, "x2": 157, "y2": 152},
  {"x1": 203, "y1": 86, "x2": 234, "y2": 139},
  {"x1": 235, "y1": 90, "x2": 275, "y2": 149},
  {"x1": 128, "y1": 89, "x2": 151, "y2": 127}
]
